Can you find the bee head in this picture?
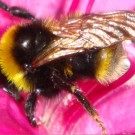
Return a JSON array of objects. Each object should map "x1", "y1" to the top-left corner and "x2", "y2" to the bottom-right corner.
[
  {"x1": 13, "y1": 21, "x2": 56, "y2": 68},
  {"x1": 0, "y1": 21, "x2": 56, "y2": 91}
]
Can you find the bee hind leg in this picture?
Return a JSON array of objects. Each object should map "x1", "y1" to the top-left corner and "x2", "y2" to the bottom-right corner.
[
  {"x1": 72, "y1": 87, "x2": 106, "y2": 135},
  {"x1": 0, "y1": 0, "x2": 35, "y2": 20},
  {"x1": 51, "y1": 69, "x2": 107, "y2": 135}
]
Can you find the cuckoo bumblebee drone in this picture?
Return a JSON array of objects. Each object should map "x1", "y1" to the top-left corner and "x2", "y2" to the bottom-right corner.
[{"x1": 0, "y1": 1, "x2": 134, "y2": 135}]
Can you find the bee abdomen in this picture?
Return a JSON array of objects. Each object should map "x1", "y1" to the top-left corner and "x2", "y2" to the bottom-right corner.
[{"x1": 94, "y1": 44, "x2": 130, "y2": 84}]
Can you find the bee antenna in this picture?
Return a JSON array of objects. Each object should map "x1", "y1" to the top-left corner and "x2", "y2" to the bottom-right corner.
[{"x1": 71, "y1": 86, "x2": 106, "y2": 135}]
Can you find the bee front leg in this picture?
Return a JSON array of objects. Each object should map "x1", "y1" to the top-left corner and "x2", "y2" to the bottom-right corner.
[
  {"x1": 0, "y1": 72, "x2": 22, "y2": 101},
  {"x1": 24, "y1": 90, "x2": 38, "y2": 126},
  {"x1": 2, "y1": 84, "x2": 22, "y2": 101},
  {"x1": 0, "y1": 1, "x2": 35, "y2": 20}
]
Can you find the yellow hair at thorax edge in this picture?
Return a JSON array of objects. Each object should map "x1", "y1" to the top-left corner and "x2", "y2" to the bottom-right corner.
[{"x1": 0, "y1": 25, "x2": 32, "y2": 92}]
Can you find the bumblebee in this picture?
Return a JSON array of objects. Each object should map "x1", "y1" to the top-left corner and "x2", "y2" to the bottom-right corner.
[{"x1": 0, "y1": 1, "x2": 134, "y2": 135}]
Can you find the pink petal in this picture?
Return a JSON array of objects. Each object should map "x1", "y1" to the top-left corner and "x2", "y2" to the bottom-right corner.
[{"x1": 91, "y1": 0, "x2": 135, "y2": 12}]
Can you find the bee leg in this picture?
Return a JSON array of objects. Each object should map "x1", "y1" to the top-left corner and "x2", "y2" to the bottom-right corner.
[
  {"x1": 0, "y1": 1, "x2": 35, "y2": 20},
  {"x1": 71, "y1": 87, "x2": 106, "y2": 135},
  {"x1": 51, "y1": 70, "x2": 106, "y2": 135},
  {"x1": 0, "y1": 72, "x2": 22, "y2": 100},
  {"x1": 2, "y1": 84, "x2": 22, "y2": 101},
  {"x1": 24, "y1": 90, "x2": 38, "y2": 126}
]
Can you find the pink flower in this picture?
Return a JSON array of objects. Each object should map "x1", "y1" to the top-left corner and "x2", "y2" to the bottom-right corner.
[{"x1": 0, "y1": 0, "x2": 135, "y2": 134}]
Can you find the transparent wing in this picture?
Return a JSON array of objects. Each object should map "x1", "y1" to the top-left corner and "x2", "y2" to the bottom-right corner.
[{"x1": 32, "y1": 11, "x2": 135, "y2": 67}]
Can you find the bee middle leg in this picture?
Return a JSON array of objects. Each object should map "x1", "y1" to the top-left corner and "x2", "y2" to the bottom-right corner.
[{"x1": 0, "y1": 0, "x2": 35, "y2": 20}]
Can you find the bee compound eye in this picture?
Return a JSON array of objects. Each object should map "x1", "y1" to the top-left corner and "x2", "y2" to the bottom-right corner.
[
  {"x1": 21, "y1": 39, "x2": 31, "y2": 49},
  {"x1": 23, "y1": 63, "x2": 36, "y2": 73}
]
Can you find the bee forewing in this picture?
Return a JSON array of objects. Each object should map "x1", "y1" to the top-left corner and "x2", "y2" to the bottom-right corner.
[{"x1": 32, "y1": 11, "x2": 135, "y2": 67}]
